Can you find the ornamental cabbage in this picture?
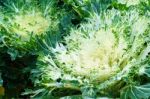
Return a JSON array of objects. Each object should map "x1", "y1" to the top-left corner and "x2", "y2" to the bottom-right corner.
[
  {"x1": 0, "y1": 0, "x2": 59, "y2": 59},
  {"x1": 29, "y1": 8, "x2": 150, "y2": 98}
]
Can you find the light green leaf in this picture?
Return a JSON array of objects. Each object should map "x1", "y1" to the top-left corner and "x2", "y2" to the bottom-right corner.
[
  {"x1": 139, "y1": 64, "x2": 150, "y2": 77},
  {"x1": 60, "y1": 95, "x2": 82, "y2": 99},
  {"x1": 7, "y1": 48, "x2": 19, "y2": 60}
]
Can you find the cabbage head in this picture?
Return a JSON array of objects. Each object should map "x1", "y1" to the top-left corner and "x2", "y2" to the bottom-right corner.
[
  {"x1": 0, "y1": 0, "x2": 59, "y2": 59},
  {"x1": 29, "y1": 9, "x2": 150, "y2": 99}
]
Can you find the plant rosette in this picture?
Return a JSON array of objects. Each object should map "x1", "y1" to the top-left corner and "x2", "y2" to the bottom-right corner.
[
  {"x1": 30, "y1": 8, "x2": 150, "y2": 98},
  {"x1": 0, "y1": 1, "x2": 59, "y2": 58}
]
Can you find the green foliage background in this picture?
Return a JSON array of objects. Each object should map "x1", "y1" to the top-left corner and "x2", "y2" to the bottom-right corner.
[{"x1": 0, "y1": 0, "x2": 150, "y2": 98}]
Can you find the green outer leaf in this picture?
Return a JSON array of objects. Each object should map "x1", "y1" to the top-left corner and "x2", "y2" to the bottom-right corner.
[{"x1": 121, "y1": 84, "x2": 150, "y2": 99}]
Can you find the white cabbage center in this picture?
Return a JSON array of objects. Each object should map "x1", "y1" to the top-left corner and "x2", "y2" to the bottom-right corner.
[{"x1": 56, "y1": 29, "x2": 127, "y2": 82}]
